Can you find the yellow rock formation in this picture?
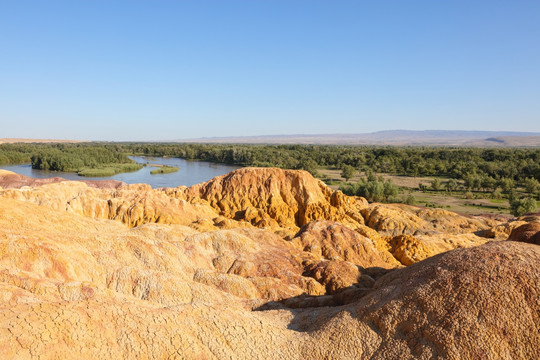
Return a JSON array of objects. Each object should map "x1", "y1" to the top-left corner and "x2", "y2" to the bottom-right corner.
[{"x1": 0, "y1": 168, "x2": 538, "y2": 358}]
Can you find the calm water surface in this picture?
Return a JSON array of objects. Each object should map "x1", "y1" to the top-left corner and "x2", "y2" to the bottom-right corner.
[{"x1": 0, "y1": 156, "x2": 239, "y2": 188}]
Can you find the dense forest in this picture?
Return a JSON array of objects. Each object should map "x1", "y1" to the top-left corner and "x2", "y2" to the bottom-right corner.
[
  {"x1": 124, "y1": 143, "x2": 540, "y2": 184},
  {"x1": 1, "y1": 143, "x2": 539, "y2": 183},
  {"x1": 0, "y1": 143, "x2": 141, "y2": 176}
]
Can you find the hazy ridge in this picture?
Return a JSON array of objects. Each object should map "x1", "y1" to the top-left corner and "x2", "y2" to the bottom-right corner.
[{"x1": 176, "y1": 130, "x2": 540, "y2": 147}]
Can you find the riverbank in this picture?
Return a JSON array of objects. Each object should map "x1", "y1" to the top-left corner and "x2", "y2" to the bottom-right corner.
[{"x1": 0, "y1": 156, "x2": 239, "y2": 188}]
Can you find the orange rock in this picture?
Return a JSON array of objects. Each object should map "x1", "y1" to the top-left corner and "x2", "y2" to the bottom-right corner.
[
  {"x1": 0, "y1": 180, "x2": 220, "y2": 228},
  {"x1": 0, "y1": 169, "x2": 538, "y2": 359},
  {"x1": 291, "y1": 220, "x2": 399, "y2": 268},
  {"x1": 179, "y1": 167, "x2": 369, "y2": 231},
  {"x1": 387, "y1": 234, "x2": 434, "y2": 266},
  {"x1": 296, "y1": 241, "x2": 539, "y2": 359},
  {"x1": 0, "y1": 169, "x2": 124, "y2": 189},
  {"x1": 508, "y1": 221, "x2": 540, "y2": 245}
]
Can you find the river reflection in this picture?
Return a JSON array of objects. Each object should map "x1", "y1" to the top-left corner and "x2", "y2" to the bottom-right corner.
[{"x1": 0, "y1": 156, "x2": 239, "y2": 188}]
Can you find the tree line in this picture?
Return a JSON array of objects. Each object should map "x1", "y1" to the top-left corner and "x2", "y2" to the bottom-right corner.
[
  {"x1": 124, "y1": 143, "x2": 540, "y2": 182},
  {"x1": 0, "y1": 142, "x2": 538, "y2": 215},
  {"x1": 0, "y1": 143, "x2": 138, "y2": 173},
  {"x1": 1, "y1": 143, "x2": 539, "y2": 184}
]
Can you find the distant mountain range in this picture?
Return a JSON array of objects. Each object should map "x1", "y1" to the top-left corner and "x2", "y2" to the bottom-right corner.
[{"x1": 175, "y1": 130, "x2": 540, "y2": 147}]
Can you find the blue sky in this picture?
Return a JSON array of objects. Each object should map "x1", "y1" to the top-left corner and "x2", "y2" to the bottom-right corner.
[{"x1": 1, "y1": 1, "x2": 539, "y2": 140}]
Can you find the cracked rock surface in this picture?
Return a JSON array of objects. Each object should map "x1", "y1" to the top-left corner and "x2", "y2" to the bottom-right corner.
[{"x1": 0, "y1": 168, "x2": 538, "y2": 359}]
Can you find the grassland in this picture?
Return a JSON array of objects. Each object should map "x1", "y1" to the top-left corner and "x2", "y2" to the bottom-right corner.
[
  {"x1": 318, "y1": 168, "x2": 537, "y2": 216},
  {"x1": 77, "y1": 163, "x2": 142, "y2": 177}
]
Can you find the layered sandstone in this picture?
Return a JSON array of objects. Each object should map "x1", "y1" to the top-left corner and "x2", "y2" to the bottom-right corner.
[
  {"x1": 0, "y1": 196, "x2": 537, "y2": 359},
  {"x1": 0, "y1": 167, "x2": 538, "y2": 359},
  {"x1": 174, "y1": 167, "x2": 369, "y2": 233},
  {"x1": 0, "y1": 169, "x2": 124, "y2": 189},
  {"x1": 0, "y1": 168, "x2": 506, "y2": 265},
  {"x1": 0, "y1": 178, "x2": 219, "y2": 228}
]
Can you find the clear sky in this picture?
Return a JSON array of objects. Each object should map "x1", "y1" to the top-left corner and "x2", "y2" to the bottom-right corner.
[{"x1": 1, "y1": 1, "x2": 539, "y2": 141}]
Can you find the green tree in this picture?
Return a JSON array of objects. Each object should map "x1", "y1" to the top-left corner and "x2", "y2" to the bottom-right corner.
[
  {"x1": 481, "y1": 176, "x2": 497, "y2": 192},
  {"x1": 297, "y1": 158, "x2": 318, "y2": 176},
  {"x1": 510, "y1": 196, "x2": 537, "y2": 217},
  {"x1": 341, "y1": 165, "x2": 356, "y2": 182},
  {"x1": 339, "y1": 175, "x2": 398, "y2": 203},
  {"x1": 430, "y1": 178, "x2": 441, "y2": 191},
  {"x1": 498, "y1": 178, "x2": 515, "y2": 193},
  {"x1": 445, "y1": 178, "x2": 458, "y2": 192},
  {"x1": 524, "y1": 177, "x2": 540, "y2": 195},
  {"x1": 404, "y1": 194, "x2": 415, "y2": 205}
]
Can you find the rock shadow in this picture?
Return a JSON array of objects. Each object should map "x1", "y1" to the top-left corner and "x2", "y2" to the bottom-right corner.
[{"x1": 254, "y1": 265, "x2": 395, "y2": 332}]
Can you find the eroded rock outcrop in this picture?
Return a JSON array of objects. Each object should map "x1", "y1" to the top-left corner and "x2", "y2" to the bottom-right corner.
[
  {"x1": 176, "y1": 167, "x2": 369, "y2": 233},
  {"x1": 292, "y1": 241, "x2": 540, "y2": 359},
  {"x1": 0, "y1": 167, "x2": 498, "y2": 264},
  {"x1": 0, "y1": 169, "x2": 124, "y2": 189},
  {"x1": 1, "y1": 167, "x2": 538, "y2": 358},
  {"x1": 291, "y1": 220, "x2": 399, "y2": 268},
  {"x1": 362, "y1": 203, "x2": 495, "y2": 236},
  {"x1": 0, "y1": 180, "x2": 220, "y2": 228},
  {"x1": 1, "y1": 194, "x2": 537, "y2": 359},
  {"x1": 508, "y1": 220, "x2": 540, "y2": 245}
]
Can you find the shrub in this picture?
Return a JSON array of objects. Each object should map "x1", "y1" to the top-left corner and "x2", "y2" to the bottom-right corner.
[
  {"x1": 445, "y1": 178, "x2": 458, "y2": 192},
  {"x1": 492, "y1": 188, "x2": 503, "y2": 200},
  {"x1": 340, "y1": 175, "x2": 398, "y2": 203},
  {"x1": 431, "y1": 178, "x2": 441, "y2": 191},
  {"x1": 510, "y1": 196, "x2": 537, "y2": 217},
  {"x1": 405, "y1": 194, "x2": 415, "y2": 205},
  {"x1": 77, "y1": 168, "x2": 117, "y2": 177}
]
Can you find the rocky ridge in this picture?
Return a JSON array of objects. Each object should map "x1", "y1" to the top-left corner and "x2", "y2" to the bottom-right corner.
[{"x1": 0, "y1": 168, "x2": 538, "y2": 359}]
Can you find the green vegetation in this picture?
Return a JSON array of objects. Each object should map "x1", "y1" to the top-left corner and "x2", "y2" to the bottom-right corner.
[
  {"x1": 340, "y1": 164, "x2": 356, "y2": 182},
  {"x1": 445, "y1": 178, "x2": 458, "y2": 192},
  {"x1": 30, "y1": 145, "x2": 135, "y2": 172},
  {"x1": 0, "y1": 143, "x2": 142, "y2": 176},
  {"x1": 404, "y1": 194, "x2": 416, "y2": 205},
  {"x1": 150, "y1": 166, "x2": 179, "y2": 175},
  {"x1": 524, "y1": 177, "x2": 540, "y2": 195},
  {"x1": 339, "y1": 172, "x2": 399, "y2": 203},
  {"x1": 124, "y1": 144, "x2": 540, "y2": 185},
  {"x1": 2, "y1": 143, "x2": 539, "y2": 185},
  {"x1": 509, "y1": 191, "x2": 538, "y2": 216},
  {"x1": 0, "y1": 142, "x2": 539, "y2": 214},
  {"x1": 0, "y1": 143, "x2": 40, "y2": 165},
  {"x1": 77, "y1": 164, "x2": 143, "y2": 177},
  {"x1": 510, "y1": 197, "x2": 538, "y2": 217},
  {"x1": 431, "y1": 178, "x2": 441, "y2": 191}
]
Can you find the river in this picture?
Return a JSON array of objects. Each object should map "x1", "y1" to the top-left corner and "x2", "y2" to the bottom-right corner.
[{"x1": 0, "y1": 156, "x2": 240, "y2": 188}]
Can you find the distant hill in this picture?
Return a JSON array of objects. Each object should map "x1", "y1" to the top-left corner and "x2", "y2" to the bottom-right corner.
[{"x1": 176, "y1": 130, "x2": 540, "y2": 147}]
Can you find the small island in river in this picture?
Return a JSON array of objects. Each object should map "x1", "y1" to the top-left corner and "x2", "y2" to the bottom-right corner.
[{"x1": 150, "y1": 165, "x2": 179, "y2": 175}]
